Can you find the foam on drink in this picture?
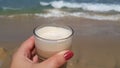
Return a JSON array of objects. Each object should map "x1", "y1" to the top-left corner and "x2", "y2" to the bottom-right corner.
[
  {"x1": 36, "y1": 26, "x2": 72, "y2": 40},
  {"x1": 34, "y1": 26, "x2": 73, "y2": 58}
]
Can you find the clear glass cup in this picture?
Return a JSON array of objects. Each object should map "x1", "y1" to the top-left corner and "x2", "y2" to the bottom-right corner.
[{"x1": 33, "y1": 24, "x2": 74, "y2": 61}]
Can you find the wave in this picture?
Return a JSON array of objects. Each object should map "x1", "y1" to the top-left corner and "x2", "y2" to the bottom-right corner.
[
  {"x1": 1, "y1": 7, "x2": 21, "y2": 10},
  {"x1": 40, "y1": 2, "x2": 50, "y2": 6},
  {"x1": 35, "y1": 9, "x2": 120, "y2": 21},
  {"x1": 1, "y1": 9, "x2": 119, "y2": 21},
  {"x1": 40, "y1": 1, "x2": 120, "y2": 12}
]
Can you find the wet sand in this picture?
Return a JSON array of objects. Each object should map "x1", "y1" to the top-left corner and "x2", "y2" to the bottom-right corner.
[{"x1": 0, "y1": 15, "x2": 120, "y2": 68}]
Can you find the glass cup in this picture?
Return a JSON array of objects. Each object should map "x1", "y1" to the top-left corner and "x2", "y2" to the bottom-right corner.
[{"x1": 33, "y1": 24, "x2": 74, "y2": 61}]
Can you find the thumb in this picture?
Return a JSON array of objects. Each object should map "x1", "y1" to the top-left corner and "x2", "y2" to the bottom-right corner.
[{"x1": 35, "y1": 50, "x2": 73, "y2": 68}]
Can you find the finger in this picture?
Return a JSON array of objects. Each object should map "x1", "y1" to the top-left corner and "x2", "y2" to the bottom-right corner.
[
  {"x1": 18, "y1": 36, "x2": 35, "y2": 54},
  {"x1": 32, "y1": 55, "x2": 39, "y2": 63},
  {"x1": 28, "y1": 48, "x2": 36, "y2": 60},
  {"x1": 31, "y1": 48, "x2": 36, "y2": 57},
  {"x1": 35, "y1": 50, "x2": 73, "y2": 68}
]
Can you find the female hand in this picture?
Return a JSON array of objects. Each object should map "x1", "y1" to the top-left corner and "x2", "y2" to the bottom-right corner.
[{"x1": 10, "y1": 36, "x2": 73, "y2": 68}]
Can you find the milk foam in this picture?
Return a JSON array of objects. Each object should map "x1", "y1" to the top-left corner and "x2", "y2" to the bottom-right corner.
[{"x1": 36, "y1": 26, "x2": 72, "y2": 40}]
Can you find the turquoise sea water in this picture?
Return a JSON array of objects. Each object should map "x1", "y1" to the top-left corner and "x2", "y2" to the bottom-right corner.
[{"x1": 0, "y1": 0, "x2": 120, "y2": 21}]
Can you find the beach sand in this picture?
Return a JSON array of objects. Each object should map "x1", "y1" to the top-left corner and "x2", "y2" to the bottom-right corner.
[{"x1": 0, "y1": 15, "x2": 120, "y2": 68}]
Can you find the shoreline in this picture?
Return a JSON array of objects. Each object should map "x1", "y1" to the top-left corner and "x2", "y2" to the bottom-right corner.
[{"x1": 0, "y1": 11, "x2": 120, "y2": 21}]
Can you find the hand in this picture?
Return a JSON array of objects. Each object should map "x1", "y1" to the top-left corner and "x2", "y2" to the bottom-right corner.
[{"x1": 10, "y1": 36, "x2": 73, "y2": 68}]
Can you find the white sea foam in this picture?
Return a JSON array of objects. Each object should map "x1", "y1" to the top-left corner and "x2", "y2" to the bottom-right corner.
[
  {"x1": 2, "y1": 7, "x2": 20, "y2": 10},
  {"x1": 80, "y1": 14, "x2": 120, "y2": 21},
  {"x1": 35, "y1": 9, "x2": 66, "y2": 17},
  {"x1": 35, "y1": 9, "x2": 120, "y2": 21},
  {"x1": 40, "y1": 1, "x2": 120, "y2": 12},
  {"x1": 40, "y1": 2, "x2": 50, "y2": 6}
]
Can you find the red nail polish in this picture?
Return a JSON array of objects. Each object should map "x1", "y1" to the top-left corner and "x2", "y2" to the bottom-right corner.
[{"x1": 64, "y1": 51, "x2": 73, "y2": 60}]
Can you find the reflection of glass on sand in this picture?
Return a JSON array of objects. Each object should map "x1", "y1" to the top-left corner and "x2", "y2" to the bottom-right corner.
[{"x1": 34, "y1": 26, "x2": 73, "y2": 59}]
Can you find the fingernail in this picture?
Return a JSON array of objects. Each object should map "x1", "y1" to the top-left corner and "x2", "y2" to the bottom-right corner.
[{"x1": 64, "y1": 51, "x2": 73, "y2": 60}]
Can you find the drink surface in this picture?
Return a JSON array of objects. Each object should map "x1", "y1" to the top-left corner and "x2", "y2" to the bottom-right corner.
[{"x1": 36, "y1": 26, "x2": 72, "y2": 40}]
